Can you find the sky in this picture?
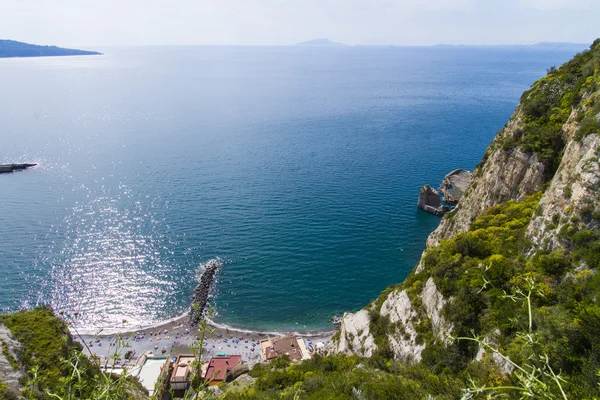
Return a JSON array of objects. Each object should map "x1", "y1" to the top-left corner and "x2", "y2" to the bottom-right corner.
[{"x1": 1, "y1": 0, "x2": 599, "y2": 47}]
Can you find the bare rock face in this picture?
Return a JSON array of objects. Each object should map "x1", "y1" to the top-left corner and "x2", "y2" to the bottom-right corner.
[
  {"x1": 420, "y1": 278, "x2": 452, "y2": 341},
  {"x1": 0, "y1": 323, "x2": 25, "y2": 398},
  {"x1": 439, "y1": 169, "x2": 472, "y2": 203},
  {"x1": 527, "y1": 133, "x2": 600, "y2": 250},
  {"x1": 327, "y1": 309, "x2": 376, "y2": 357},
  {"x1": 417, "y1": 185, "x2": 449, "y2": 216},
  {"x1": 380, "y1": 290, "x2": 425, "y2": 361},
  {"x1": 474, "y1": 329, "x2": 515, "y2": 375}
]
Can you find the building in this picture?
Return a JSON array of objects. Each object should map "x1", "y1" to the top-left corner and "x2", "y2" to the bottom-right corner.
[
  {"x1": 130, "y1": 353, "x2": 170, "y2": 397},
  {"x1": 204, "y1": 355, "x2": 248, "y2": 385},
  {"x1": 170, "y1": 354, "x2": 196, "y2": 391},
  {"x1": 260, "y1": 335, "x2": 311, "y2": 362}
]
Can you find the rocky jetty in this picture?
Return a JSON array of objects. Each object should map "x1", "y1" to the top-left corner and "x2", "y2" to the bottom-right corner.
[
  {"x1": 439, "y1": 169, "x2": 472, "y2": 203},
  {"x1": 0, "y1": 163, "x2": 37, "y2": 173},
  {"x1": 189, "y1": 258, "x2": 222, "y2": 325},
  {"x1": 417, "y1": 185, "x2": 449, "y2": 216}
]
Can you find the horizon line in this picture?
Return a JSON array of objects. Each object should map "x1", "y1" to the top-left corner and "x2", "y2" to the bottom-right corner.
[{"x1": 49, "y1": 41, "x2": 592, "y2": 49}]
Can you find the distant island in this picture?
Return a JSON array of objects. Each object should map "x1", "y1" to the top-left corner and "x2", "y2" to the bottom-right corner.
[
  {"x1": 0, "y1": 40, "x2": 101, "y2": 58},
  {"x1": 296, "y1": 38, "x2": 346, "y2": 46}
]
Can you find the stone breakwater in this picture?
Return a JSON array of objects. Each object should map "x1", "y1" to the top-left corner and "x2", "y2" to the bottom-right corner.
[{"x1": 189, "y1": 258, "x2": 222, "y2": 325}]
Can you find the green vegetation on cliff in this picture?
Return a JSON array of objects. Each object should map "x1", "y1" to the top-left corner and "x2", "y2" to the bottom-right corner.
[
  {"x1": 498, "y1": 39, "x2": 600, "y2": 178},
  {"x1": 0, "y1": 308, "x2": 146, "y2": 400},
  {"x1": 221, "y1": 353, "x2": 465, "y2": 399}
]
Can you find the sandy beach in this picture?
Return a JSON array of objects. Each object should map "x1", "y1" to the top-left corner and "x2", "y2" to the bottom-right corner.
[{"x1": 74, "y1": 314, "x2": 334, "y2": 368}]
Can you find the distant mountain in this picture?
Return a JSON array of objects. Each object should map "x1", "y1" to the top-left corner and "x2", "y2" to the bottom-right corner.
[
  {"x1": 0, "y1": 40, "x2": 101, "y2": 58},
  {"x1": 296, "y1": 38, "x2": 346, "y2": 46}
]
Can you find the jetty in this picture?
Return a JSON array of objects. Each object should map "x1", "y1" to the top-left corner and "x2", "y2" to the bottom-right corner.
[
  {"x1": 189, "y1": 259, "x2": 222, "y2": 325},
  {"x1": 0, "y1": 163, "x2": 37, "y2": 173}
]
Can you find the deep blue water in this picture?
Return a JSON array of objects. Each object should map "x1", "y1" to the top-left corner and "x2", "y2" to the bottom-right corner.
[{"x1": 0, "y1": 45, "x2": 586, "y2": 332}]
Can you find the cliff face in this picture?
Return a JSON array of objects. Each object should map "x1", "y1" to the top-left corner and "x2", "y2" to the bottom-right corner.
[
  {"x1": 427, "y1": 116, "x2": 545, "y2": 247},
  {"x1": 0, "y1": 323, "x2": 24, "y2": 399},
  {"x1": 328, "y1": 310, "x2": 376, "y2": 357},
  {"x1": 527, "y1": 122, "x2": 600, "y2": 251},
  {"x1": 329, "y1": 40, "x2": 600, "y2": 376}
]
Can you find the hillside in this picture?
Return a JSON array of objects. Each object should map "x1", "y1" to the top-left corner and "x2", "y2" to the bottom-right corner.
[
  {"x1": 0, "y1": 40, "x2": 101, "y2": 58},
  {"x1": 218, "y1": 39, "x2": 600, "y2": 399},
  {"x1": 0, "y1": 308, "x2": 146, "y2": 399}
]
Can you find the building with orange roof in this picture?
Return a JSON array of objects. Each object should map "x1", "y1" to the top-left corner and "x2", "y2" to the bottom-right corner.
[{"x1": 204, "y1": 355, "x2": 248, "y2": 385}]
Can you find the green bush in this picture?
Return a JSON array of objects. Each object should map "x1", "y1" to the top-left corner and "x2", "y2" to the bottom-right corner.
[{"x1": 0, "y1": 308, "x2": 146, "y2": 400}]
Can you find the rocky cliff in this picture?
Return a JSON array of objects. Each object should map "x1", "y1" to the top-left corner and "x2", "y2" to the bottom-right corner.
[
  {"x1": 417, "y1": 185, "x2": 448, "y2": 216},
  {"x1": 426, "y1": 115, "x2": 546, "y2": 247},
  {"x1": 328, "y1": 40, "x2": 600, "y2": 389},
  {"x1": 0, "y1": 323, "x2": 24, "y2": 399},
  {"x1": 526, "y1": 120, "x2": 600, "y2": 251}
]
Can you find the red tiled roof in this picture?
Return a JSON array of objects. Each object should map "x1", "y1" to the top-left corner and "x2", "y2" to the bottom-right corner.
[
  {"x1": 204, "y1": 355, "x2": 242, "y2": 383},
  {"x1": 272, "y1": 337, "x2": 302, "y2": 361}
]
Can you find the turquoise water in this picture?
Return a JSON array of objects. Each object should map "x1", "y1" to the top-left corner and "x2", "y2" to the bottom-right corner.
[{"x1": 0, "y1": 45, "x2": 586, "y2": 332}]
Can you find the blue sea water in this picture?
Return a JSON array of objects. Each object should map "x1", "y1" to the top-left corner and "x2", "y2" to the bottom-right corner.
[{"x1": 0, "y1": 45, "x2": 586, "y2": 332}]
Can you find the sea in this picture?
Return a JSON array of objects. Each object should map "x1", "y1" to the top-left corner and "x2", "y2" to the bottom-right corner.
[{"x1": 0, "y1": 44, "x2": 587, "y2": 333}]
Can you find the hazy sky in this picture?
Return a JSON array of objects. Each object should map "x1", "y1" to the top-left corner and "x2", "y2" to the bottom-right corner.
[{"x1": 1, "y1": 0, "x2": 599, "y2": 46}]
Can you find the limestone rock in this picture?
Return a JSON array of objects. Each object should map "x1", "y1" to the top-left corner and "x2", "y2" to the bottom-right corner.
[
  {"x1": 327, "y1": 310, "x2": 376, "y2": 357},
  {"x1": 417, "y1": 185, "x2": 449, "y2": 216},
  {"x1": 420, "y1": 278, "x2": 452, "y2": 341},
  {"x1": 414, "y1": 251, "x2": 426, "y2": 274},
  {"x1": 380, "y1": 290, "x2": 425, "y2": 362},
  {"x1": 474, "y1": 330, "x2": 515, "y2": 375},
  {"x1": 439, "y1": 169, "x2": 472, "y2": 203},
  {"x1": 0, "y1": 323, "x2": 25, "y2": 398},
  {"x1": 527, "y1": 132, "x2": 600, "y2": 250}
]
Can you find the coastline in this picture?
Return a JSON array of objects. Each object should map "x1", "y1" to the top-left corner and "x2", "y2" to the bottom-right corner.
[
  {"x1": 71, "y1": 309, "x2": 337, "y2": 338},
  {"x1": 74, "y1": 313, "x2": 335, "y2": 367}
]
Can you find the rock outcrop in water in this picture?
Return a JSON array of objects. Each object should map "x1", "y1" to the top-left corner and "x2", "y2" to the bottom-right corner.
[
  {"x1": 189, "y1": 258, "x2": 222, "y2": 325},
  {"x1": 439, "y1": 169, "x2": 472, "y2": 203},
  {"x1": 0, "y1": 163, "x2": 37, "y2": 173},
  {"x1": 417, "y1": 185, "x2": 448, "y2": 216}
]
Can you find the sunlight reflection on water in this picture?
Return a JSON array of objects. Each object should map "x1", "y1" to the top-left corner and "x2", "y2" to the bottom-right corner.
[{"x1": 49, "y1": 186, "x2": 176, "y2": 329}]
